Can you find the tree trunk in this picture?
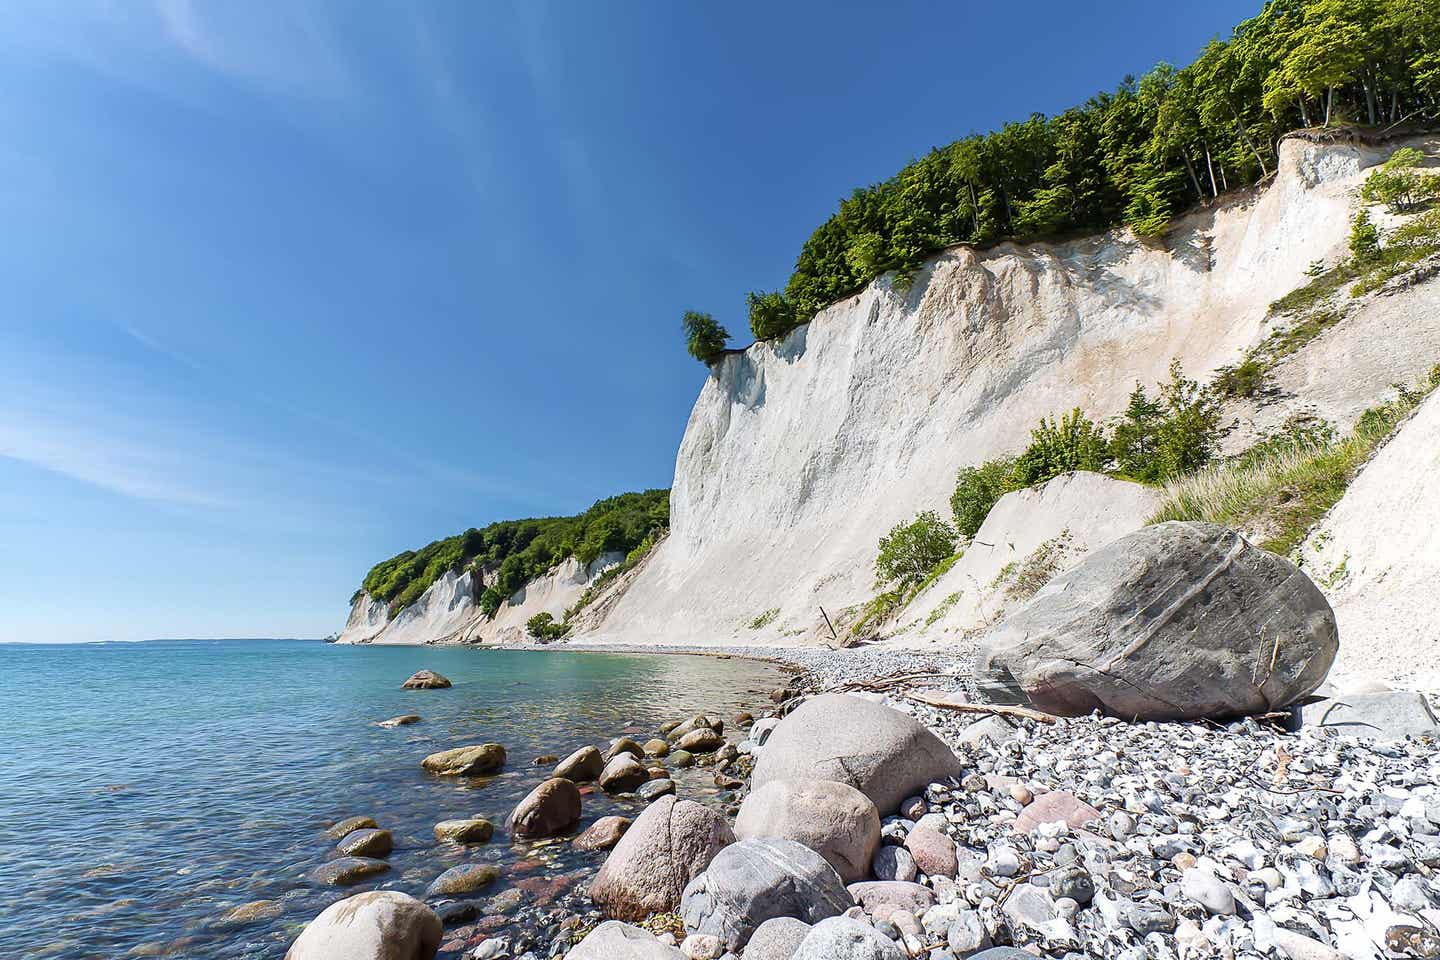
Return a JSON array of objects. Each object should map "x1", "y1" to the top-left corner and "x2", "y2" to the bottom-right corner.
[
  {"x1": 1182, "y1": 154, "x2": 1203, "y2": 199},
  {"x1": 1220, "y1": 163, "x2": 1229, "y2": 192},
  {"x1": 1363, "y1": 74, "x2": 1377, "y2": 125},
  {"x1": 1231, "y1": 114, "x2": 1269, "y2": 177},
  {"x1": 1390, "y1": 88, "x2": 1399, "y2": 123},
  {"x1": 1297, "y1": 97, "x2": 1312, "y2": 128},
  {"x1": 1204, "y1": 144, "x2": 1219, "y2": 198},
  {"x1": 1325, "y1": 86, "x2": 1334, "y2": 126}
]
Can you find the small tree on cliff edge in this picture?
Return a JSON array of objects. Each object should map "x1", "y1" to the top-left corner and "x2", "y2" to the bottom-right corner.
[
  {"x1": 875, "y1": 511, "x2": 958, "y2": 593},
  {"x1": 683, "y1": 311, "x2": 730, "y2": 366}
]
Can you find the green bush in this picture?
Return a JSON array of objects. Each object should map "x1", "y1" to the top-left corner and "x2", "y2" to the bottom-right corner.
[
  {"x1": 1108, "y1": 363, "x2": 1219, "y2": 482},
  {"x1": 747, "y1": 290, "x2": 800, "y2": 341},
  {"x1": 874, "y1": 511, "x2": 958, "y2": 593},
  {"x1": 683, "y1": 311, "x2": 730, "y2": 365},
  {"x1": 1011, "y1": 409, "x2": 1109, "y2": 487},
  {"x1": 1361, "y1": 147, "x2": 1438, "y2": 213},
  {"x1": 1213, "y1": 357, "x2": 1269, "y2": 398},
  {"x1": 949, "y1": 457, "x2": 1016, "y2": 538},
  {"x1": 747, "y1": 608, "x2": 780, "y2": 630},
  {"x1": 1349, "y1": 211, "x2": 1382, "y2": 263},
  {"x1": 1152, "y1": 362, "x2": 1220, "y2": 479},
  {"x1": 526, "y1": 612, "x2": 567, "y2": 641}
]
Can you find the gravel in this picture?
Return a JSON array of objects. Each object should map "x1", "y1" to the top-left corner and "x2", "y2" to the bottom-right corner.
[{"x1": 473, "y1": 647, "x2": 1440, "y2": 960}]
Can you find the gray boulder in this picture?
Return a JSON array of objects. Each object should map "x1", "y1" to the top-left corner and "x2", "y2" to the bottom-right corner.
[
  {"x1": 749, "y1": 695, "x2": 962, "y2": 814},
  {"x1": 1296, "y1": 691, "x2": 1438, "y2": 740},
  {"x1": 599, "y1": 754, "x2": 649, "y2": 793},
  {"x1": 310, "y1": 857, "x2": 390, "y2": 886},
  {"x1": 679, "y1": 838, "x2": 852, "y2": 951},
  {"x1": 336, "y1": 828, "x2": 392, "y2": 858},
  {"x1": 734, "y1": 779, "x2": 880, "y2": 883},
  {"x1": 589, "y1": 795, "x2": 734, "y2": 921},
  {"x1": 401, "y1": 670, "x2": 451, "y2": 690},
  {"x1": 565, "y1": 921, "x2": 685, "y2": 960},
  {"x1": 790, "y1": 917, "x2": 905, "y2": 960},
  {"x1": 554, "y1": 746, "x2": 605, "y2": 782},
  {"x1": 285, "y1": 891, "x2": 441, "y2": 960},
  {"x1": 744, "y1": 917, "x2": 813, "y2": 960},
  {"x1": 507, "y1": 778, "x2": 581, "y2": 838},
  {"x1": 975, "y1": 522, "x2": 1337, "y2": 720},
  {"x1": 420, "y1": 744, "x2": 505, "y2": 777}
]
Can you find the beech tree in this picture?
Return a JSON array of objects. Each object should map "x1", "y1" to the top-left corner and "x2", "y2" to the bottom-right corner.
[
  {"x1": 730, "y1": 0, "x2": 1440, "y2": 347},
  {"x1": 683, "y1": 311, "x2": 730, "y2": 366}
]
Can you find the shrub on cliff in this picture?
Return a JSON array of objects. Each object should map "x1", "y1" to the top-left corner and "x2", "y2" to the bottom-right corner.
[
  {"x1": 1361, "y1": 147, "x2": 1439, "y2": 214},
  {"x1": 1152, "y1": 366, "x2": 1440, "y2": 554},
  {"x1": 526, "y1": 612, "x2": 568, "y2": 641},
  {"x1": 747, "y1": 290, "x2": 800, "y2": 341},
  {"x1": 950, "y1": 458, "x2": 1018, "y2": 539},
  {"x1": 874, "y1": 511, "x2": 958, "y2": 593},
  {"x1": 1011, "y1": 409, "x2": 1110, "y2": 487},
  {"x1": 683, "y1": 311, "x2": 730, "y2": 366}
]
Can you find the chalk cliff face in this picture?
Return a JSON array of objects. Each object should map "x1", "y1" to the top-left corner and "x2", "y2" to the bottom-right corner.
[
  {"x1": 577, "y1": 136, "x2": 1408, "y2": 647},
  {"x1": 1301, "y1": 389, "x2": 1440, "y2": 688},
  {"x1": 337, "y1": 553, "x2": 622, "y2": 645}
]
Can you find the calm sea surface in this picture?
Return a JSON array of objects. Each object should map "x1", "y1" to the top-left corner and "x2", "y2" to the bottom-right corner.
[{"x1": 0, "y1": 639, "x2": 786, "y2": 960}]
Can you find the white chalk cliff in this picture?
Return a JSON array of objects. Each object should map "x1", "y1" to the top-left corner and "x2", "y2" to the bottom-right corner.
[
  {"x1": 338, "y1": 553, "x2": 621, "y2": 645},
  {"x1": 573, "y1": 135, "x2": 1436, "y2": 647},
  {"x1": 1301, "y1": 388, "x2": 1440, "y2": 688},
  {"x1": 340, "y1": 135, "x2": 1439, "y2": 652}
]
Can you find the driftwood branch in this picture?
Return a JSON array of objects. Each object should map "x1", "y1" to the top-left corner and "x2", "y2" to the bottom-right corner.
[
  {"x1": 818, "y1": 605, "x2": 840, "y2": 646},
  {"x1": 834, "y1": 672, "x2": 966, "y2": 692},
  {"x1": 905, "y1": 690, "x2": 1058, "y2": 724}
]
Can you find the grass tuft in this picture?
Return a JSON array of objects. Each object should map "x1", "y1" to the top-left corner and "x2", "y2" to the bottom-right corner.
[
  {"x1": 1152, "y1": 367, "x2": 1439, "y2": 554},
  {"x1": 747, "y1": 607, "x2": 780, "y2": 630}
]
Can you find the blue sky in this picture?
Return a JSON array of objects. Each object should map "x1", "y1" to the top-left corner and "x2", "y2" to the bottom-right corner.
[{"x1": 0, "y1": 0, "x2": 1258, "y2": 642}]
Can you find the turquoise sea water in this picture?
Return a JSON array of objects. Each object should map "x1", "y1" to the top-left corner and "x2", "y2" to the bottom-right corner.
[{"x1": 0, "y1": 639, "x2": 785, "y2": 959}]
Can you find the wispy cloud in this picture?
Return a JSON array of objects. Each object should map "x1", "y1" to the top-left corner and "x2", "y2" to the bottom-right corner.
[
  {"x1": 403, "y1": 6, "x2": 496, "y2": 197},
  {"x1": 151, "y1": 0, "x2": 353, "y2": 99},
  {"x1": 0, "y1": 404, "x2": 229, "y2": 507},
  {"x1": 109, "y1": 320, "x2": 535, "y2": 504}
]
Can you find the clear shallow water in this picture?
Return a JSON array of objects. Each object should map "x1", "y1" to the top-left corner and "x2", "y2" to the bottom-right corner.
[{"x1": 0, "y1": 639, "x2": 785, "y2": 960}]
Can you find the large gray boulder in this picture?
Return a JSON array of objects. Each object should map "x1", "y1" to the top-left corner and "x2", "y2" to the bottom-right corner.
[
  {"x1": 1296, "y1": 690, "x2": 1438, "y2": 740},
  {"x1": 734, "y1": 779, "x2": 880, "y2": 883},
  {"x1": 508, "y1": 778, "x2": 581, "y2": 838},
  {"x1": 589, "y1": 795, "x2": 734, "y2": 921},
  {"x1": 791, "y1": 916, "x2": 905, "y2": 960},
  {"x1": 749, "y1": 695, "x2": 962, "y2": 815},
  {"x1": 679, "y1": 838, "x2": 852, "y2": 951},
  {"x1": 974, "y1": 522, "x2": 1338, "y2": 721},
  {"x1": 565, "y1": 921, "x2": 685, "y2": 960},
  {"x1": 286, "y1": 891, "x2": 442, "y2": 960}
]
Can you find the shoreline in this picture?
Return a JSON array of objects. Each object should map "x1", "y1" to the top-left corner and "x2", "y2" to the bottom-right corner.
[{"x1": 288, "y1": 638, "x2": 1440, "y2": 959}]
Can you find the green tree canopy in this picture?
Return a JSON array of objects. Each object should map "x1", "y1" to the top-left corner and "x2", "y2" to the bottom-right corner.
[
  {"x1": 725, "y1": 0, "x2": 1437, "y2": 347},
  {"x1": 683, "y1": 311, "x2": 730, "y2": 366},
  {"x1": 874, "y1": 511, "x2": 958, "y2": 592}
]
